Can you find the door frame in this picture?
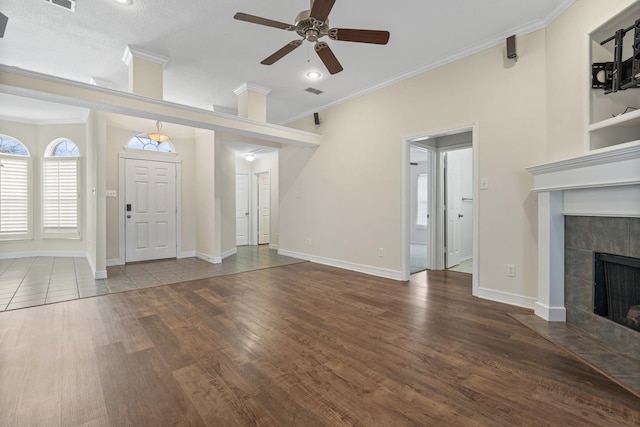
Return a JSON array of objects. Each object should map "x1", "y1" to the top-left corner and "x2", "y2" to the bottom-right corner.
[
  {"x1": 117, "y1": 149, "x2": 182, "y2": 265},
  {"x1": 235, "y1": 173, "x2": 251, "y2": 246},
  {"x1": 401, "y1": 123, "x2": 479, "y2": 296},
  {"x1": 253, "y1": 169, "x2": 271, "y2": 245},
  {"x1": 408, "y1": 145, "x2": 436, "y2": 272}
]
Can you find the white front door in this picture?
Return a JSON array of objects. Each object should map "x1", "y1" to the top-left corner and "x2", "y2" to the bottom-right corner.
[
  {"x1": 236, "y1": 173, "x2": 249, "y2": 246},
  {"x1": 257, "y1": 172, "x2": 270, "y2": 244},
  {"x1": 125, "y1": 159, "x2": 177, "y2": 262},
  {"x1": 445, "y1": 152, "x2": 462, "y2": 268}
]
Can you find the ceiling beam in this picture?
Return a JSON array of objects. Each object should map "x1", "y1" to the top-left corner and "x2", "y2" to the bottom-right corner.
[{"x1": 0, "y1": 65, "x2": 320, "y2": 147}]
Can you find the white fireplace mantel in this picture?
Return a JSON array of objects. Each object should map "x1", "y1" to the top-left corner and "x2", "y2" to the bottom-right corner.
[{"x1": 526, "y1": 141, "x2": 640, "y2": 321}]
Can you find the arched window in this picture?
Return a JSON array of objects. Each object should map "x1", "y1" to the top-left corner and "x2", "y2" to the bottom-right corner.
[
  {"x1": 43, "y1": 139, "x2": 80, "y2": 237},
  {"x1": 0, "y1": 135, "x2": 30, "y2": 239},
  {"x1": 127, "y1": 133, "x2": 174, "y2": 153}
]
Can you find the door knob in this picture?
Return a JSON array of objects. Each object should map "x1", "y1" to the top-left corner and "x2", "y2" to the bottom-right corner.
[
  {"x1": 127, "y1": 215, "x2": 131, "y2": 219},
  {"x1": 245, "y1": 212, "x2": 249, "y2": 216},
  {"x1": 458, "y1": 214, "x2": 464, "y2": 218}
]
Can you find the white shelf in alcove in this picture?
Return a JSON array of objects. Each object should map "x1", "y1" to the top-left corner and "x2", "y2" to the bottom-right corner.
[{"x1": 588, "y1": 108, "x2": 640, "y2": 132}]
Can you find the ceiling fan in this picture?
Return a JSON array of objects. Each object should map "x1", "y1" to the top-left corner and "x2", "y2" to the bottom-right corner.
[{"x1": 234, "y1": 0, "x2": 390, "y2": 75}]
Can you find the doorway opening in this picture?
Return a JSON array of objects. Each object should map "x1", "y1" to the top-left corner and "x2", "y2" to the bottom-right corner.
[{"x1": 402, "y1": 125, "x2": 478, "y2": 295}]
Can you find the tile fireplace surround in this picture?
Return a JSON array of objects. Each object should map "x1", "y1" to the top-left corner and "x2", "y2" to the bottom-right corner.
[{"x1": 527, "y1": 141, "x2": 640, "y2": 324}]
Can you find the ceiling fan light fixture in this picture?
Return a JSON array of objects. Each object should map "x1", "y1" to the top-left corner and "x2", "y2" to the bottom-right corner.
[
  {"x1": 147, "y1": 121, "x2": 170, "y2": 142},
  {"x1": 245, "y1": 153, "x2": 256, "y2": 162},
  {"x1": 306, "y1": 70, "x2": 322, "y2": 80}
]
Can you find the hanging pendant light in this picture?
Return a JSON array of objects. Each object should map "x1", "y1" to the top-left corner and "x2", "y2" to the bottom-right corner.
[{"x1": 147, "y1": 120, "x2": 170, "y2": 142}]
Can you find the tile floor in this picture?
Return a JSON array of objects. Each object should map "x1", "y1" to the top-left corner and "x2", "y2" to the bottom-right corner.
[
  {"x1": 448, "y1": 258, "x2": 473, "y2": 274},
  {"x1": 410, "y1": 243, "x2": 429, "y2": 274},
  {"x1": 0, "y1": 246, "x2": 305, "y2": 312}
]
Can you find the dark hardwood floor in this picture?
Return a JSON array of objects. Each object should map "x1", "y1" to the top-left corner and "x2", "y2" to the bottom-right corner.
[{"x1": 0, "y1": 262, "x2": 638, "y2": 426}]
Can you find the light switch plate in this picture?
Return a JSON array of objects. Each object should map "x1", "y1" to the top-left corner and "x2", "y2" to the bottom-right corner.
[
  {"x1": 480, "y1": 178, "x2": 489, "y2": 190},
  {"x1": 106, "y1": 190, "x2": 117, "y2": 198}
]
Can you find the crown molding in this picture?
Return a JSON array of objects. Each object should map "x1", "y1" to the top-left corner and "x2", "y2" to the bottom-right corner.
[
  {"x1": 122, "y1": 45, "x2": 170, "y2": 67},
  {"x1": 0, "y1": 113, "x2": 88, "y2": 126},
  {"x1": 90, "y1": 77, "x2": 112, "y2": 88},
  {"x1": 233, "y1": 82, "x2": 272, "y2": 96}
]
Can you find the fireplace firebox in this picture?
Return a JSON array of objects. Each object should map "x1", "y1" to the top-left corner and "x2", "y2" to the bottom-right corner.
[{"x1": 594, "y1": 252, "x2": 640, "y2": 333}]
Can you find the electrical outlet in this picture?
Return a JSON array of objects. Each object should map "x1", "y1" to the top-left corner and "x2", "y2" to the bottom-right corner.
[
  {"x1": 378, "y1": 248, "x2": 384, "y2": 257},
  {"x1": 506, "y1": 264, "x2": 516, "y2": 277},
  {"x1": 480, "y1": 178, "x2": 489, "y2": 190},
  {"x1": 307, "y1": 238, "x2": 311, "y2": 247}
]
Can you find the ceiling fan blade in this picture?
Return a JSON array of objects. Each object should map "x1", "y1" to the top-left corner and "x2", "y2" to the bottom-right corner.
[
  {"x1": 329, "y1": 28, "x2": 390, "y2": 45},
  {"x1": 261, "y1": 40, "x2": 303, "y2": 65},
  {"x1": 315, "y1": 42, "x2": 343, "y2": 74},
  {"x1": 310, "y1": 0, "x2": 336, "y2": 22},
  {"x1": 234, "y1": 12, "x2": 293, "y2": 31}
]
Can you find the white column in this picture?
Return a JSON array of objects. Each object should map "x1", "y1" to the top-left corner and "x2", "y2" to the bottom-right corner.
[
  {"x1": 122, "y1": 45, "x2": 169, "y2": 99},
  {"x1": 234, "y1": 82, "x2": 271, "y2": 122},
  {"x1": 534, "y1": 190, "x2": 566, "y2": 321}
]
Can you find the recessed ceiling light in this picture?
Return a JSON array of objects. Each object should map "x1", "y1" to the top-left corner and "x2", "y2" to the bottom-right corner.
[
  {"x1": 114, "y1": 0, "x2": 133, "y2": 5},
  {"x1": 306, "y1": 70, "x2": 322, "y2": 80}
]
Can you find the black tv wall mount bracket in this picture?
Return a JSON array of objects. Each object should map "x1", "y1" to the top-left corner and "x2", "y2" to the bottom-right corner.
[{"x1": 592, "y1": 18, "x2": 640, "y2": 94}]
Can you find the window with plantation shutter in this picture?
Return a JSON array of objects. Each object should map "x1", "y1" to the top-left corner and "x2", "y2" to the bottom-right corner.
[
  {"x1": 0, "y1": 135, "x2": 30, "y2": 240},
  {"x1": 43, "y1": 139, "x2": 80, "y2": 238}
]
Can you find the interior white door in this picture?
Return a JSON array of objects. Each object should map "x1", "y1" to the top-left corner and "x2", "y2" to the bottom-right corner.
[
  {"x1": 257, "y1": 172, "x2": 270, "y2": 244},
  {"x1": 236, "y1": 173, "x2": 249, "y2": 246},
  {"x1": 445, "y1": 152, "x2": 462, "y2": 268},
  {"x1": 125, "y1": 159, "x2": 177, "y2": 262}
]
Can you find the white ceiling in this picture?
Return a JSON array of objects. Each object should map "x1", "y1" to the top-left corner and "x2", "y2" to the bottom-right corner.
[{"x1": 1, "y1": 0, "x2": 573, "y2": 125}]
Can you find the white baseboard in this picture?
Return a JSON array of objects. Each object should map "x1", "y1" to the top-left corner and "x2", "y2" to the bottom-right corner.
[
  {"x1": 196, "y1": 251, "x2": 221, "y2": 265},
  {"x1": 0, "y1": 250, "x2": 86, "y2": 260},
  {"x1": 269, "y1": 244, "x2": 279, "y2": 250},
  {"x1": 84, "y1": 253, "x2": 108, "y2": 280},
  {"x1": 106, "y1": 259, "x2": 123, "y2": 267},
  {"x1": 221, "y1": 248, "x2": 237, "y2": 260},
  {"x1": 477, "y1": 287, "x2": 537, "y2": 310},
  {"x1": 179, "y1": 251, "x2": 196, "y2": 259},
  {"x1": 534, "y1": 302, "x2": 567, "y2": 322},
  {"x1": 277, "y1": 249, "x2": 403, "y2": 281}
]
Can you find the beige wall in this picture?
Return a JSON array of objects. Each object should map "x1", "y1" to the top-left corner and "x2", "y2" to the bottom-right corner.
[
  {"x1": 104, "y1": 120, "x2": 197, "y2": 262},
  {"x1": 280, "y1": 1, "x2": 635, "y2": 301},
  {"x1": 215, "y1": 139, "x2": 237, "y2": 255},
  {"x1": 195, "y1": 130, "x2": 216, "y2": 259},
  {"x1": 283, "y1": 29, "x2": 548, "y2": 296},
  {"x1": 0, "y1": 119, "x2": 88, "y2": 255},
  {"x1": 89, "y1": 112, "x2": 107, "y2": 275}
]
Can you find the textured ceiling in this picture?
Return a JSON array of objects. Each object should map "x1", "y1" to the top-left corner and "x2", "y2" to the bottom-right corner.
[{"x1": 1, "y1": 0, "x2": 573, "y2": 124}]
